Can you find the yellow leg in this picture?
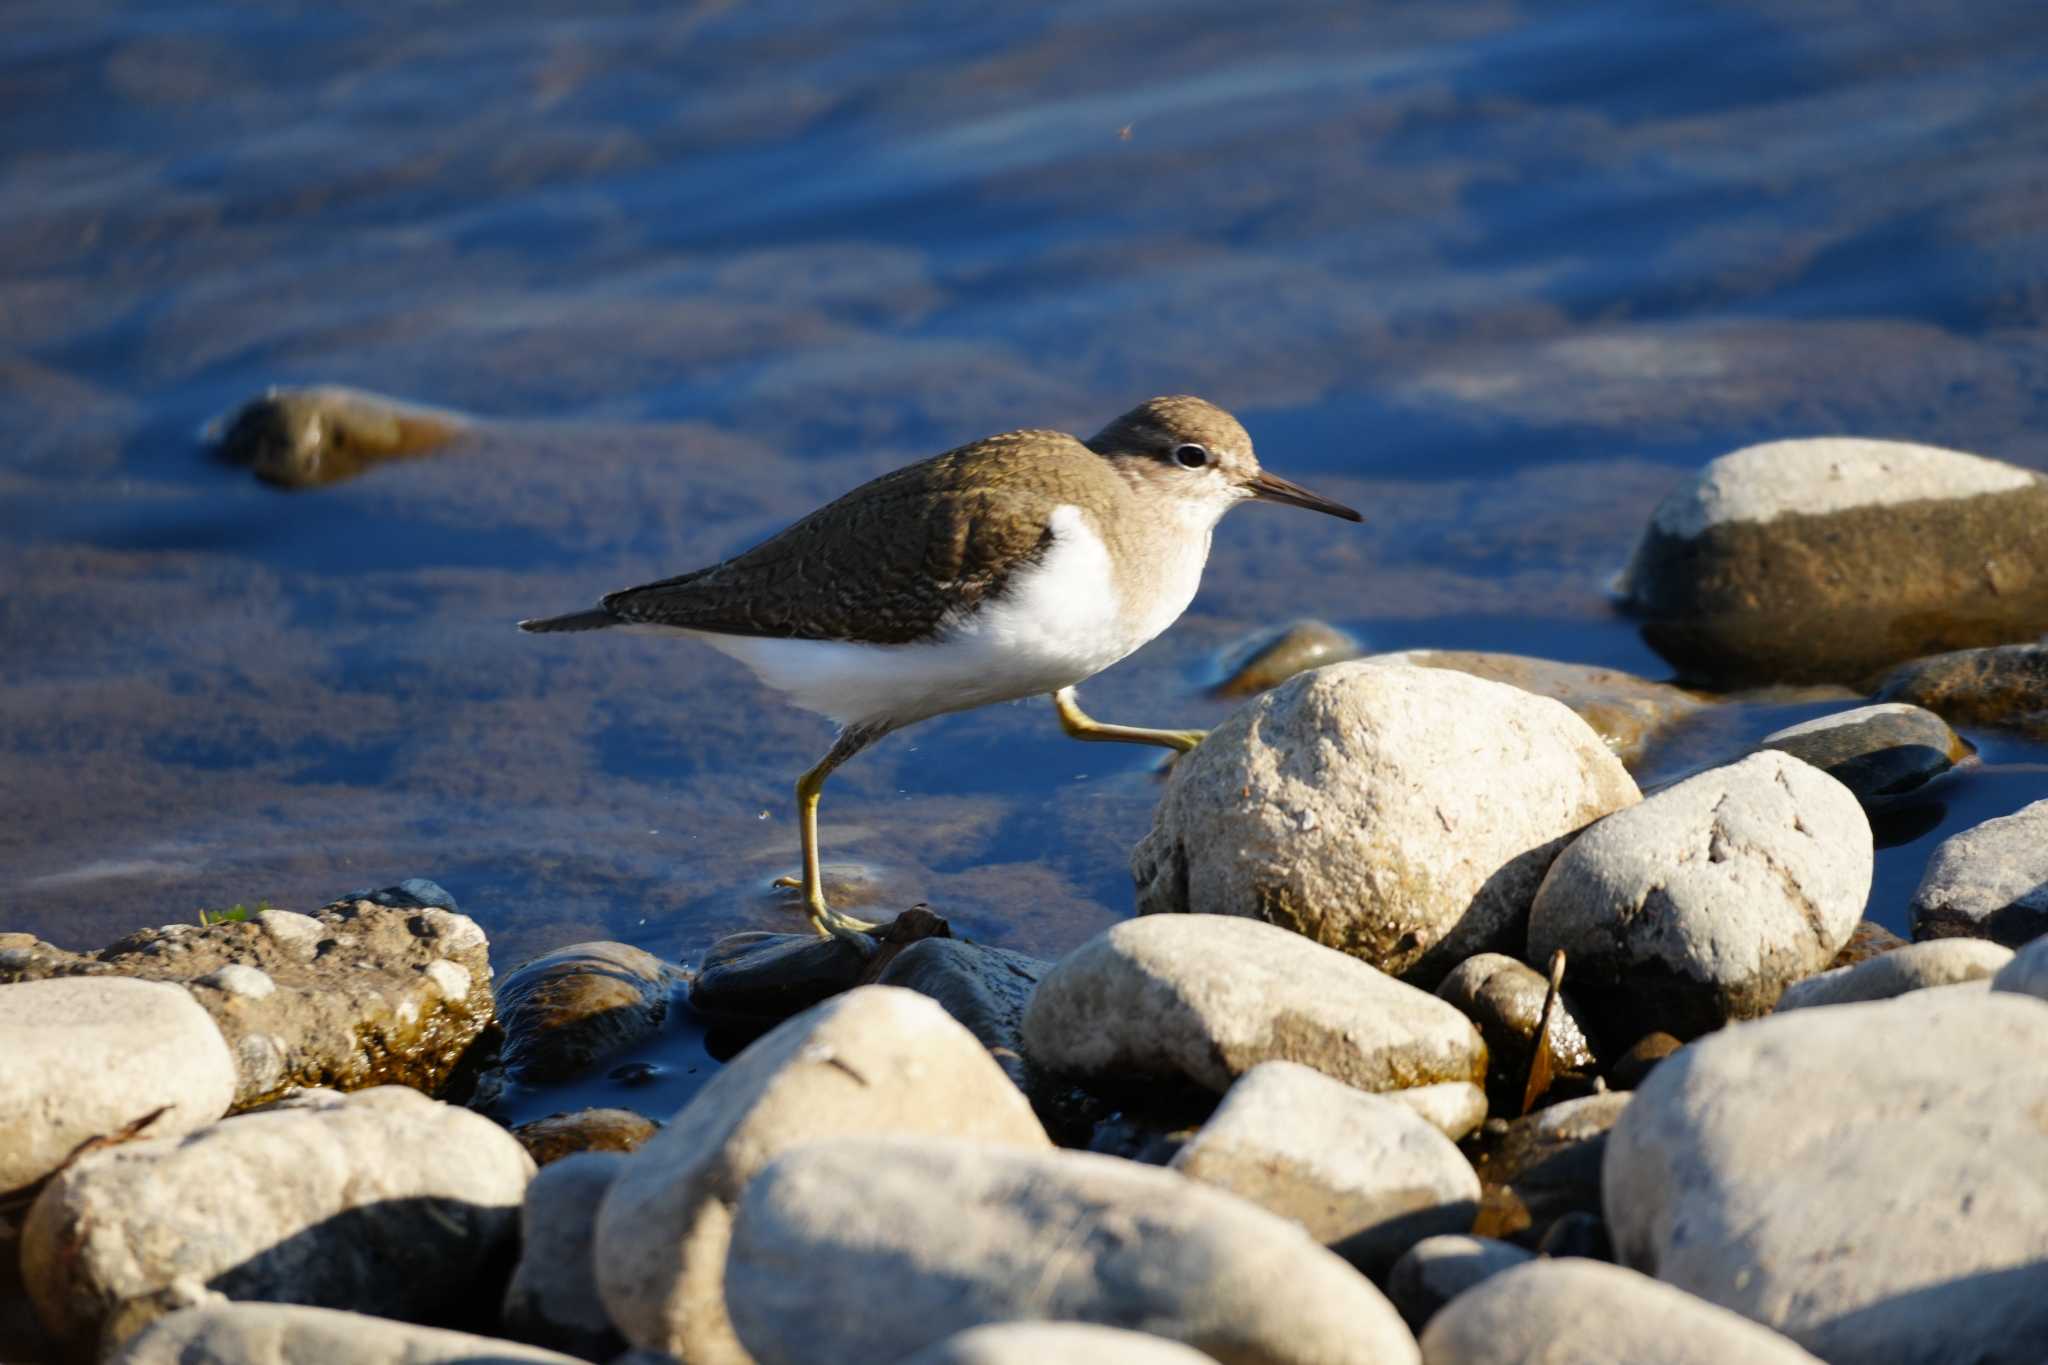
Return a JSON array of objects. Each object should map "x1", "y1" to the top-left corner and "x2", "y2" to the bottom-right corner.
[
  {"x1": 1051, "y1": 686, "x2": 1205, "y2": 753},
  {"x1": 771, "y1": 724, "x2": 888, "y2": 945}
]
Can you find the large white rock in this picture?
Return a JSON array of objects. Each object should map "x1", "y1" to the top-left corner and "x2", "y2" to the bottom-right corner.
[
  {"x1": 1529, "y1": 750, "x2": 1871, "y2": 1035},
  {"x1": 899, "y1": 1322, "x2": 1215, "y2": 1364},
  {"x1": 1022, "y1": 914, "x2": 1486, "y2": 1095},
  {"x1": 1385, "y1": 1082, "x2": 1488, "y2": 1141},
  {"x1": 1169, "y1": 1060, "x2": 1479, "y2": 1274},
  {"x1": 592, "y1": 986, "x2": 1049, "y2": 1364},
  {"x1": 1419, "y1": 1259, "x2": 1822, "y2": 1364},
  {"x1": 113, "y1": 1303, "x2": 583, "y2": 1364},
  {"x1": 1910, "y1": 798, "x2": 2048, "y2": 945},
  {"x1": 1992, "y1": 936, "x2": 2048, "y2": 1000},
  {"x1": 21, "y1": 1086, "x2": 534, "y2": 1357},
  {"x1": 1775, "y1": 938, "x2": 2012, "y2": 1011},
  {"x1": 724, "y1": 1135, "x2": 1420, "y2": 1365},
  {"x1": 1132, "y1": 661, "x2": 1639, "y2": 983},
  {"x1": 1604, "y1": 990, "x2": 2048, "y2": 1361},
  {"x1": 0, "y1": 977, "x2": 237, "y2": 1194}
]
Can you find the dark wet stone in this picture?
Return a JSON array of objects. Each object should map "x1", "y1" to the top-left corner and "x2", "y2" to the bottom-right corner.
[
  {"x1": 494, "y1": 941, "x2": 683, "y2": 1084},
  {"x1": 1622, "y1": 439, "x2": 2048, "y2": 688},
  {"x1": 1536, "y1": 1210, "x2": 1613, "y2": 1261},
  {"x1": 1874, "y1": 642, "x2": 2048, "y2": 738},
  {"x1": 1604, "y1": 1032, "x2": 1682, "y2": 1092},
  {"x1": 874, "y1": 937, "x2": 1052, "y2": 1102},
  {"x1": 214, "y1": 385, "x2": 470, "y2": 488},
  {"x1": 1909, "y1": 798, "x2": 2048, "y2": 946},
  {"x1": 1212, "y1": 620, "x2": 1363, "y2": 698},
  {"x1": 511, "y1": 1108, "x2": 661, "y2": 1166},
  {"x1": 343, "y1": 877, "x2": 460, "y2": 912},
  {"x1": 1378, "y1": 650, "x2": 1705, "y2": 766},
  {"x1": 1470, "y1": 1092, "x2": 1630, "y2": 1249},
  {"x1": 1756, "y1": 702, "x2": 1970, "y2": 807},
  {"x1": 1434, "y1": 953, "x2": 1598, "y2": 1116},
  {"x1": 1827, "y1": 919, "x2": 1909, "y2": 969},
  {"x1": 687, "y1": 932, "x2": 868, "y2": 1024},
  {"x1": 0, "y1": 893, "x2": 493, "y2": 1108}
]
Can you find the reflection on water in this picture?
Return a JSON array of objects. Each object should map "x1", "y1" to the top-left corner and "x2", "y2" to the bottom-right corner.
[{"x1": 4, "y1": 1, "x2": 2047, "y2": 975}]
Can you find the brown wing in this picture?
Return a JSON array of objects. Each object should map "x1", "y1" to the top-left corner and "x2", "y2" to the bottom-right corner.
[{"x1": 603, "y1": 430, "x2": 1114, "y2": 645}]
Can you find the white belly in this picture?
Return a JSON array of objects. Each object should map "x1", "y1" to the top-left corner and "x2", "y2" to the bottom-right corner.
[{"x1": 672, "y1": 503, "x2": 1208, "y2": 730}]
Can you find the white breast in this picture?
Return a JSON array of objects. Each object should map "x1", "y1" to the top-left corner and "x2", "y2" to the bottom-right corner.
[{"x1": 678, "y1": 502, "x2": 1208, "y2": 731}]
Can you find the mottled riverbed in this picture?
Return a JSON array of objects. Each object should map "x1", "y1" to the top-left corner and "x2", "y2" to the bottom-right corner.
[{"x1": 5, "y1": 0, "x2": 2047, "y2": 989}]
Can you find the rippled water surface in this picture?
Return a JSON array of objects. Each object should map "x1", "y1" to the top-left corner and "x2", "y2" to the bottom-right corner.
[{"x1": 6, "y1": 1, "x2": 2048, "y2": 979}]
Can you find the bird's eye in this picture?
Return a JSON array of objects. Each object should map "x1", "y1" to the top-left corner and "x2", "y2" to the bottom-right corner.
[{"x1": 1173, "y1": 443, "x2": 1210, "y2": 469}]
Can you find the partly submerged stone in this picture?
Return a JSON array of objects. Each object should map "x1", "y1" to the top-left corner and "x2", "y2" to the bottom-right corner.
[
  {"x1": 591, "y1": 986, "x2": 1049, "y2": 1365},
  {"x1": 1419, "y1": 1258, "x2": 1823, "y2": 1364},
  {"x1": 1875, "y1": 642, "x2": 2048, "y2": 738},
  {"x1": 686, "y1": 930, "x2": 869, "y2": 1024},
  {"x1": 1168, "y1": 1061, "x2": 1480, "y2": 1275},
  {"x1": 1620, "y1": 437, "x2": 2048, "y2": 686},
  {"x1": 1434, "y1": 952, "x2": 1598, "y2": 1115},
  {"x1": 511, "y1": 1107, "x2": 660, "y2": 1165},
  {"x1": 1022, "y1": 914, "x2": 1486, "y2": 1097},
  {"x1": 0, "y1": 977, "x2": 237, "y2": 1195},
  {"x1": 1604, "y1": 990, "x2": 2048, "y2": 1361},
  {"x1": 213, "y1": 385, "x2": 470, "y2": 488},
  {"x1": 724, "y1": 1135, "x2": 1421, "y2": 1365},
  {"x1": 1134, "y1": 661, "x2": 1639, "y2": 984},
  {"x1": 1756, "y1": 702, "x2": 1970, "y2": 806},
  {"x1": 0, "y1": 891, "x2": 495, "y2": 1107},
  {"x1": 1908, "y1": 798, "x2": 2048, "y2": 946},
  {"x1": 1528, "y1": 751, "x2": 1870, "y2": 1037},
  {"x1": 1213, "y1": 620, "x2": 1364, "y2": 697},
  {"x1": 21, "y1": 1086, "x2": 533, "y2": 1357},
  {"x1": 493, "y1": 941, "x2": 683, "y2": 1084}
]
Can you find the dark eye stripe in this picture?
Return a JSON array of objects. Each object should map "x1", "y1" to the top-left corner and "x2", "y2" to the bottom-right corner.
[{"x1": 1173, "y1": 443, "x2": 1209, "y2": 469}]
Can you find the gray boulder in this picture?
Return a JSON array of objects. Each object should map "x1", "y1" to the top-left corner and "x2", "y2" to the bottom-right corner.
[
  {"x1": 1776, "y1": 938, "x2": 2013, "y2": 1011},
  {"x1": 1620, "y1": 437, "x2": 2048, "y2": 686},
  {"x1": 1528, "y1": 750, "x2": 1870, "y2": 1036},
  {"x1": 724, "y1": 1135, "x2": 1420, "y2": 1365},
  {"x1": 592, "y1": 986, "x2": 1049, "y2": 1365},
  {"x1": 502, "y1": 1152, "x2": 627, "y2": 1360},
  {"x1": 21, "y1": 1086, "x2": 533, "y2": 1357},
  {"x1": 1419, "y1": 1259, "x2": 1822, "y2": 1364},
  {"x1": 1605, "y1": 989, "x2": 2048, "y2": 1361},
  {"x1": 0, "y1": 977, "x2": 236, "y2": 1193},
  {"x1": 1384, "y1": 1235, "x2": 1534, "y2": 1333},
  {"x1": 1910, "y1": 798, "x2": 2048, "y2": 945},
  {"x1": 113, "y1": 1303, "x2": 580, "y2": 1364},
  {"x1": 1132, "y1": 660, "x2": 1639, "y2": 984},
  {"x1": 1021, "y1": 914, "x2": 1486, "y2": 1095},
  {"x1": 1168, "y1": 1060, "x2": 1480, "y2": 1275}
]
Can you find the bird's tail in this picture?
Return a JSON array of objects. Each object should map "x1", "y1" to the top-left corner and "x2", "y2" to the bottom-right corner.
[{"x1": 518, "y1": 608, "x2": 619, "y2": 634}]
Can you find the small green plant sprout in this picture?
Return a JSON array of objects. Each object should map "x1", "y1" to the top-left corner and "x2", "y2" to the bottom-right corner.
[{"x1": 196, "y1": 899, "x2": 271, "y2": 926}]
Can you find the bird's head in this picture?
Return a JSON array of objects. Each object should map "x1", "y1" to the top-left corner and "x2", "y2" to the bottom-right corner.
[{"x1": 1086, "y1": 395, "x2": 1361, "y2": 526}]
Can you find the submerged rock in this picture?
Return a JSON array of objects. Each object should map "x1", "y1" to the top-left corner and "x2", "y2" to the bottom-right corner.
[
  {"x1": 1908, "y1": 798, "x2": 2048, "y2": 945},
  {"x1": 1875, "y1": 641, "x2": 2048, "y2": 738},
  {"x1": 1022, "y1": 915, "x2": 1486, "y2": 1097},
  {"x1": 592, "y1": 986, "x2": 1048, "y2": 1365},
  {"x1": 1620, "y1": 437, "x2": 2048, "y2": 686},
  {"x1": 1419, "y1": 1259, "x2": 1823, "y2": 1364},
  {"x1": 510, "y1": 1107, "x2": 660, "y2": 1165},
  {"x1": 214, "y1": 385, "x2": 470, "y2": 488},
  {"x1": 0, "y1": 977, "x2": 237, "y2": 1195},
  {"x1": 1528, "y1": 751, "x2": 1870, "y2": 1037},
  {"x1": 21, "y1": 1086, "x2": 533, "y2": 1357},
  {"x1": 1756, "y1": 702, "x2": 1970, "y2": 806},
  {"x1": 1605, "y1": 990, "x2": 2048, "y2": 1361},
  {"x1": 493, "y1": 941, "x2": 683, "y2": 1084},
  {"x1": 724, "y1": 1135, "x2": 1421, "y2": 1365},
  {"x1": 1213, "y1": 620, "x2": 1364, "y2": 697},
  {"x1": 1168, "y1": 1061, "x2": 1481, "y2": 1275},
  {"x1": 1134, "y1": 661, "x2": 1639, "y2": 984},
  {"x1": 1434, "y1": 952, "x2": 1598, "y2": 1115},
  {"x1": 0, "y1": 889, "x2": 496, "y2": 1107}
]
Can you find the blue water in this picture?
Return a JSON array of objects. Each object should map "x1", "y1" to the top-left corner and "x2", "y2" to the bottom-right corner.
[{"x1": 5, "y1": 1, "x2": 2047, "y2": 996}]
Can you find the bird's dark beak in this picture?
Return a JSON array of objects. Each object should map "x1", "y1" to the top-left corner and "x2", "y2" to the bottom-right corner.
[{"x1": 1248, "y1": 470, "x2": 1362, "y2": 522}]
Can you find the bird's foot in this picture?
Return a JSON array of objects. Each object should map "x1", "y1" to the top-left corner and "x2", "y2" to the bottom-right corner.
[{"x1": 810, "y1": 904, "x2": 881, "y2": 957}]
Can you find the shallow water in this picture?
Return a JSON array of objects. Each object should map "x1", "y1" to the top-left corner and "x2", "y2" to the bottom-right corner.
[{"x1": 6, "y1": 1, "x2": 2047, "y2": 1006}]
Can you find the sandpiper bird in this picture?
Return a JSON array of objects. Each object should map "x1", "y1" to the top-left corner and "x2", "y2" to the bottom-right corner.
[{"x1": 520, "y1": 396, "x2": 1360, "y2": 944}]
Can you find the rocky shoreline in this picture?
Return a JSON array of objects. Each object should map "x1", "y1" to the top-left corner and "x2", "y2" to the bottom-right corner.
[{"x1": 6, "y1": 434, "x2": 2048, "y2": 1363}]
